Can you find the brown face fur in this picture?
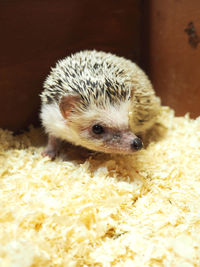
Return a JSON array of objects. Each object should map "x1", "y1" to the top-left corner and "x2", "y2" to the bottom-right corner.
[
  {"x1": 79, "y1": 124, "x2": 140, "y2": 154},
  {"x1": 73, "y1": 123, "x2": 141, "y2": 154}
]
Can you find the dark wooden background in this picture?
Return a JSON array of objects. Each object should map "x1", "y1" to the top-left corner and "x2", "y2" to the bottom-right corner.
[
  {"x1": 146, "y1": 0, "x2": 200, "y2": 119},
  {"x1": 0, "y1": 0, "x2": 199, "y2": 131}
]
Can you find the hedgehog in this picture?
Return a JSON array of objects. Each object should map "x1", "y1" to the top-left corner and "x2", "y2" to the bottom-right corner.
[{"x1": 40, "y1": 50, "x2": 160, "y2": 159}]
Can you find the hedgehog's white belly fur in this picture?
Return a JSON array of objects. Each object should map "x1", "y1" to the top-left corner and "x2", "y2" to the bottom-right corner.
[{"x1": 40, "y1": 103, "x2": 81, "y2": 145}]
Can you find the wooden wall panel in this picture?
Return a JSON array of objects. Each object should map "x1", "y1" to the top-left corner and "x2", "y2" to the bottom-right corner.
[
  {"x1": 145, "y1": 0, "x2": 200, "y2": 118},
  {"x1": 2, "y1": 0, "x2": 199, "y2": 131}
]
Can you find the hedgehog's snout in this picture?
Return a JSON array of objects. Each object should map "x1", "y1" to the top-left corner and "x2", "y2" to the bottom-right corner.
[{"x1": 131, "y1": 137, "x2": 143, "y2": 151}]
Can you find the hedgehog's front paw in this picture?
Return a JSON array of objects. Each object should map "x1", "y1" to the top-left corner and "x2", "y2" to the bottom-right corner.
[
  {"x1": 41, "y1": 148, "x2": 58, "y2": 160},
  {"x1": 42, "y1": 135, "x2": 61, "y2": 160}
]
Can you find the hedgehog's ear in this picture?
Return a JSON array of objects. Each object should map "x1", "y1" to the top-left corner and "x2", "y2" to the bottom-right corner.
[{"x1": 59, "y1": 95, "x2": 81, "y2": 118}]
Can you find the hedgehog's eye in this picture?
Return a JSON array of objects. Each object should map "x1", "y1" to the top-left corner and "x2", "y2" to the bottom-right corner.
[{"x1": 92, "y1": 124, "x2": 104, "y2": 134}]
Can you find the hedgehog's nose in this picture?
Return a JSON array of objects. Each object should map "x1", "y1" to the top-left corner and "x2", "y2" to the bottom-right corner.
[{"x1": 131, "y1": 137, "x2": 143, "y2": 151}]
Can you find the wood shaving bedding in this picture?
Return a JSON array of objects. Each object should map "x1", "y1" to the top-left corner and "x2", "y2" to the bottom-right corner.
[{"x1": 0, "y1": 106, "x2": 200, "y2": 267}]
